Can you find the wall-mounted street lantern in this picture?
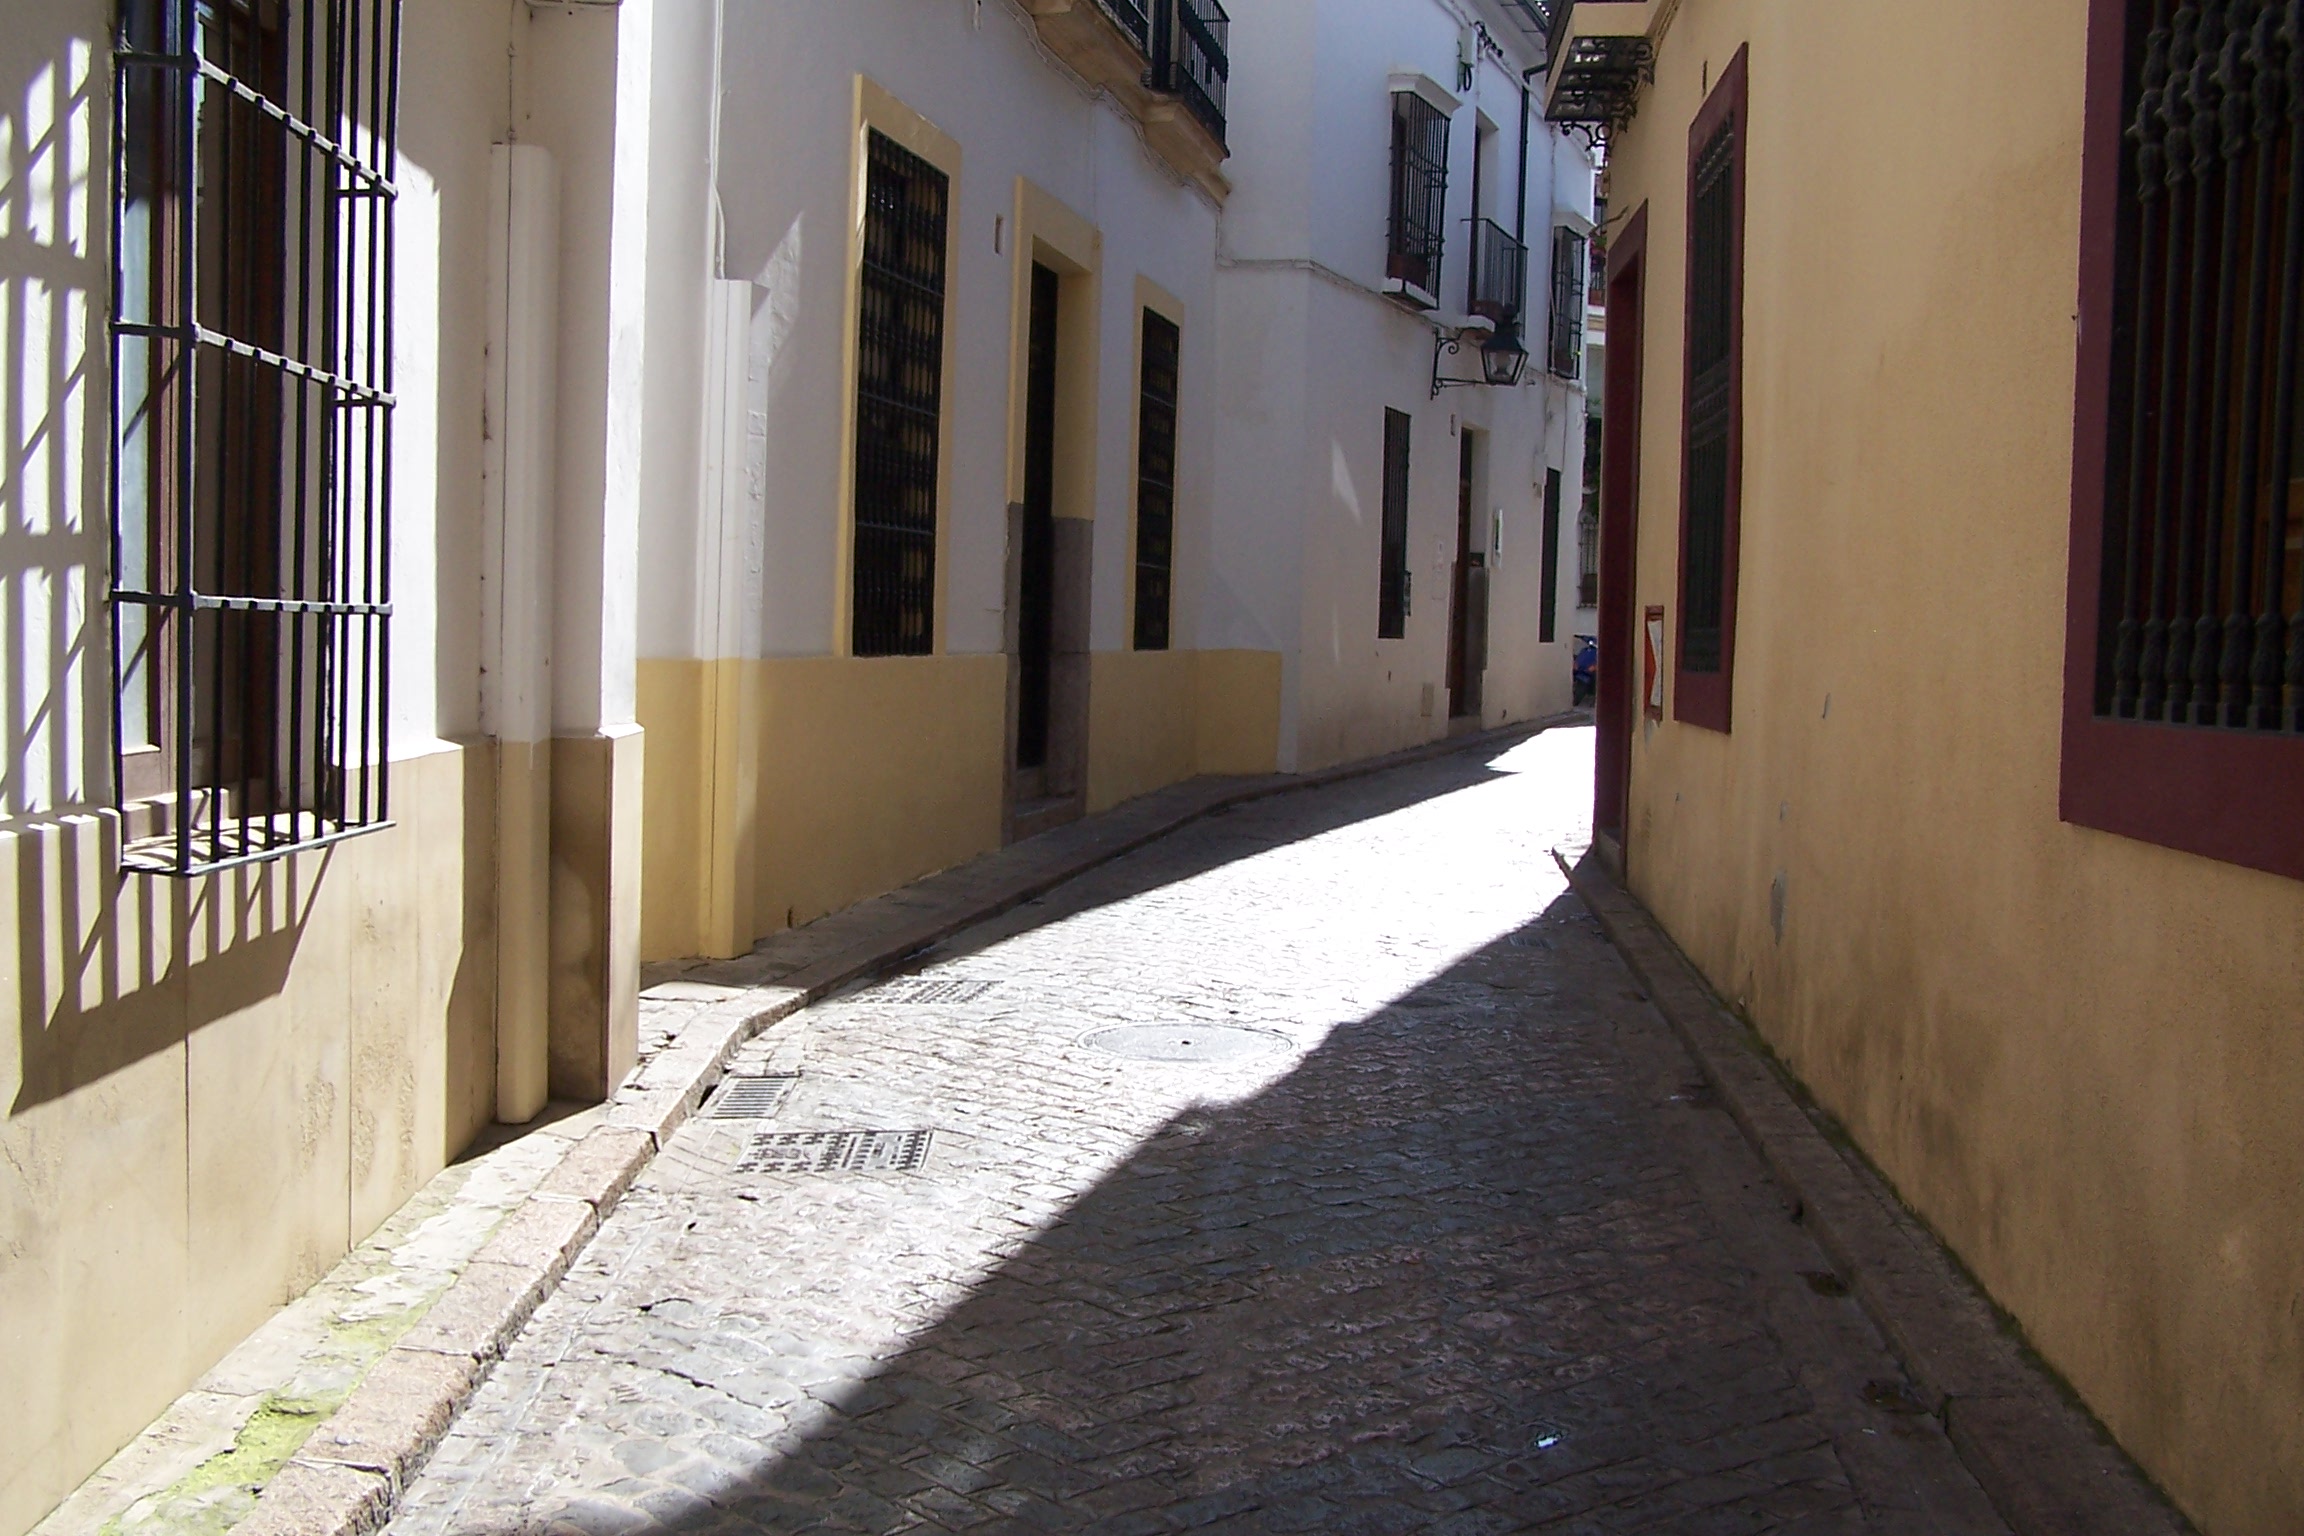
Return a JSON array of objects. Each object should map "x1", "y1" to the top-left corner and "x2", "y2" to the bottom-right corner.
[{"x1": 1431, "y1": 319, "x2": 1529, "y2": 397}]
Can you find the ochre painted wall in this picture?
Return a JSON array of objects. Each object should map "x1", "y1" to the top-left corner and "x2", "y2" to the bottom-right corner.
[
  {"x1": 1086, "y1": 651, "x2": 1199, "y2": 814},
  {"x1": 639, "y1": 656, "x2": 1008, "y2": 961},
  {"x1": 1600, "y1": 4, "x2": 2304, "y2": 1532},
  {"x1": 1085, "y1": 648, "x2": 1283, "y2": 812},
  {"x1": 0, "y1": 742, "x2": 496, "y2": 1536},
  {"x1": 640, "y1": 649, "x2": 1282, "y2": 962}
]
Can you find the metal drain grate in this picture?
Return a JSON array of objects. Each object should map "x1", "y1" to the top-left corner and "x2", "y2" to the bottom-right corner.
[
  {"x1": 735, "y1": 1129, "x2": 934, "y2": 1175},
  {"x1": 871, "y1": 978, "x2": 1001, "y2": 1005},
  {"x1": 709, "y1": 1073, "x2": 800, "y2": 1119}
]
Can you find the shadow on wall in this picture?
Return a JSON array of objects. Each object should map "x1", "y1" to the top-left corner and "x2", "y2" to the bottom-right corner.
[
  {"x1": 9, "y1": 820, "x2": 322, "y2": 1113},
  {"x1": 0, "y1": 23, "x2": 319, "y2": 1113}
]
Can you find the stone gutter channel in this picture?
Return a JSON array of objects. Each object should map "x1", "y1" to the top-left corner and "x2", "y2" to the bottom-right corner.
[
  {"x1": 44, "y1": 717, "x2": 1577, "y2": 1536},
  {"x1": 1556, "y1": 850, "x2": 2198, "y2": 1536}
]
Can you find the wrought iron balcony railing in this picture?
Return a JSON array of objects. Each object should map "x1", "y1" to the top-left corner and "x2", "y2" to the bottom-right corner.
[
  {"x1": 1153, "y1": 0, "x2": 1229, "y2": 144},
  {"x1": 1542, "y1": 0, "x2": 1654, "y2": 129},
  {"x1": 1467, "y1": 219, "x2": 1528, "y2": 324}
]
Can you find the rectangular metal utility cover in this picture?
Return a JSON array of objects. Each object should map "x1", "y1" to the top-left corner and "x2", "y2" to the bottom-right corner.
[
  {"x1": 736, "y1": 1130, "x2": 935, "y2": 1175},
  {"x1": 871, "y1": 978, "x2": 1001, "y2": 1005},
  {"x1": 708, "y1": 1074, "x2": 800, "y2": 1119}
]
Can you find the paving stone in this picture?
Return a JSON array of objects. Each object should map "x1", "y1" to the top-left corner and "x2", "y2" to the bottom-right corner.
[{"x1": 388, "y1": 730, "x2": 2009, "y2": 1536}]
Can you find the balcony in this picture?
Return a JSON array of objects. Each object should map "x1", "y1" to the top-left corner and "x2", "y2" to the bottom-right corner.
[
  {"x1": 1541, "y1": 0, "x2": 1655, "y2": 129},
  {"x1": 1024, "y1": 0, "x2": 1230, "y2": 195},
  {"x1": 1152, "y1": 0, "x2": 1228, "y2": 145},
  {"x1": 1466, "y1": 219, "x2": 1527, "y2": 324}
]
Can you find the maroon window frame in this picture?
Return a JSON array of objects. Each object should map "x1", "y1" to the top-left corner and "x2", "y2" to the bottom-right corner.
[
  {"x1": 2062, "y1": 0, "x2": 2304, "y2": 882},
  {"x1": 1595, "y1": 203, "x2": 1648, "y2": 839},
  {"x1": 1674, "y1": 45, "x2": 1748, "y2": 733}
]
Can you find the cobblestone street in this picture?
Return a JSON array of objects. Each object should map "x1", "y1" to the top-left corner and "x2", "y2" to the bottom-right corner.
[{"x1": 388, "y1": 727, "x2": 2009, "y2": 1536}]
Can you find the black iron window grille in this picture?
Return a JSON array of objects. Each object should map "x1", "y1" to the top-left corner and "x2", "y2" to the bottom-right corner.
[
  {"x1": 2098, "y1": 0, "x2": 2304, "y2": 732},
  {"x1": 109, "y1": 0, "x2": 400, "y2": 877},
  {"x1": 853, "y1": 130, "x2": 948, "y2": 658},
  {"x1": 1579, "y1": 416, "x2": 1602, "y2": 606},
  {"x1": 1590, "y1": 193, "x2": 1608, "y2": 303},
  {"x1": 1468, "y1": 217, "x2": 1528, "y2": 322},
  {"x1": 1134, "y1": 310, "x2": 1180, "y2": 651},
  {"x1": 1540, "y1": 467, "x2": 1564, "y2": 642},
  {"x1": 1549, "y1": 226, "x2": 1588, "y2": 378},
  {"x1": 1378, "y1": 409, "x2": 1413, "y2": 638},
  {"x1": 1681, "y1": 119, "x2": 1737, "y2": 676},
  {"x1": 1152, "y1": 0, "x2": 1230, "y2": 143},
  {"x1": 1388, "y1": 92, "x2": 1451, "y2": 305}
]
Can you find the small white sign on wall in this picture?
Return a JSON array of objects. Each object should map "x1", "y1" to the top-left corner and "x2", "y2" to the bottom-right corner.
[{"x1": 1644, "y1": 607, "x2": 1666, "y2": 720}]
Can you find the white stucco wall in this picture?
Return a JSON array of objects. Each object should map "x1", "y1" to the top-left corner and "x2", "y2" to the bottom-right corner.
[
  {"x1": 637, "y1": 0, "x2": 1224, "y2": 667},
  {"x1": 1216, "y1": 0, "x2": 1591, "y2": 772}
]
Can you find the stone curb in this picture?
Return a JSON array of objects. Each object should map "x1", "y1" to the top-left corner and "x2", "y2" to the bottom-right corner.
[
  {"x1": 1556, "y1": 849, "x2": 2195, "y2": 1536},
  {"x1": 238, "y1": 717, "x2": 1570, "y2": 1536}
]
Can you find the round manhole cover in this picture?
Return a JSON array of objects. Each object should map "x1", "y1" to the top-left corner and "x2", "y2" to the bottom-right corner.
[{"x1": 1081, "y1": 1024, "x2": 1293, "y2": 1063}]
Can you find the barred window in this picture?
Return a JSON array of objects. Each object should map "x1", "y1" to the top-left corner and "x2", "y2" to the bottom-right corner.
[
  {"x1": 1540, "y1": 467, "x2": 1563, "y2": 643},
  {"x1": 1549, "y1": 226, "x2": 1587, "y2": 378},
  {"x1": 852, "y1": 130, "x2": 948, "y2": 657},
  {"x1": 110, "y1": 0, "x2": 400, "y2": 875},
  {"x1": 1387, "y1": 91, "x2": 1450, "y2": 307},
  {"x1": 2097, "y1": 0, "x2": 2302, "y2": 734},
  {"x1": 2065, "y1": 0, "x2": 2304, "y2": 881},
  {"x1": 1378, "y1": 408, "x2": 1413, "y2": 639},
  {"x1": 1676, "y1": 48, "x2": 1747, "y2": 733},
  {"x1": 1133, "y1": 310, "x2": 1180, "y2": 652},
  {"x1": 1578, "y1": 417, "x2": 1601, "y2": 608}
]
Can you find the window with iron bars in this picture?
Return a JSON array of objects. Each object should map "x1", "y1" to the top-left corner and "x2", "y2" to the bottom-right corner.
[
  {"x1": 110, "y1": 0, "x2": 400, "y2": 876},
  {"x1": 2064, "y1": 0, "x2": 2304, "y2": 881},
  {"x1": 1578, "y1": 415, "x2": 1601, "y2": 607},
  {"x1": 1378, "y1": 409, "x2": 1413, "y2": 639},
  {"x1": 1549, "y1": 226, "x2": 1587, "y2": 378},
  {"x1": 1676, "y1": 47, "x2": 1746, "y2": 733},
  {"x1": 1388, "y1": 92, "x2": 1450, "y2": 306},
  {"x1": 852, "y1": 131, "x2": 949, "y2": 658},
  {"x1": 1134, "y1": 310, "x2": 1180, "y2": 652},
  {"x1": 2096, "y1": 0, "x2": 2303, "y2": 734},
  {"x1": 1539, "y1": 467, "x2": 1564, "y2": 643}
]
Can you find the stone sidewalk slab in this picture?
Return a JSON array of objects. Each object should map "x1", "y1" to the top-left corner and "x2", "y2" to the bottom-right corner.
[{"x1": 1558, "y1": 849, "x2": 2196, "y2": 1536}]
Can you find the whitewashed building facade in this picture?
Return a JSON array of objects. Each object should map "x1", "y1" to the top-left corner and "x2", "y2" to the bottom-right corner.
[{"x1": 1, "y1": 1, "x2": 1591, "y2": 1528}]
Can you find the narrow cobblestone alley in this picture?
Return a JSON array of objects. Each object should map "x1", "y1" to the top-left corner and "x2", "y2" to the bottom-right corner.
[{"x1": 388, "y1": 728, "x2": 2008, "y2": 1536}]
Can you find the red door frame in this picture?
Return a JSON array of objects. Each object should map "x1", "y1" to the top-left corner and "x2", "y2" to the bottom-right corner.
[{"x1": 1595, "y1": 203, "x2": 1649, "y2": 841}]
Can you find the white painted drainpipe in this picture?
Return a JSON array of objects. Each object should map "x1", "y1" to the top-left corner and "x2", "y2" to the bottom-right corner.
[{"x1": 481, "y1": 144, "x2": 561, "y2": 1124}]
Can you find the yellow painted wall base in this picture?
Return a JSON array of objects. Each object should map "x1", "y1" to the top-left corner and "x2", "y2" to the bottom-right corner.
[
  {"x1": 640, "y1": 650, "x2": 1280, "y2": 963},
  {"x1": 1082, "y1": 647, "x2": 1284, "y2": 811},
  {"x1": 1193, "y1": 650, "x2": 1284, "y2": 777},
  {"x1": 639, "y1": 655, "x2": 1007, "y2": 962},
  {"x1": 549, "y1": 725, "x2": 643, "y2": 1101},
  {"x1": 0, "y1": 742, "x2": 495, "y2": 1536}
]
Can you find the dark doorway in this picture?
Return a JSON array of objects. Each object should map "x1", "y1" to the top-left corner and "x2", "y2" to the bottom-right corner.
[
  {"x1": 1016, "y1": 262, "x2": 1059, "y2": 786},
  {"x1": 1446, "y1": 428, "x2": 1486, "y2": 720},
  {"x1": 1595, "y1": 207, "x2": 1648, "y2": 856}
]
